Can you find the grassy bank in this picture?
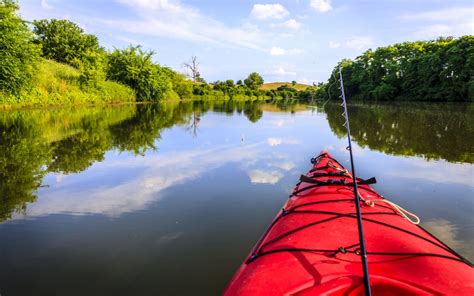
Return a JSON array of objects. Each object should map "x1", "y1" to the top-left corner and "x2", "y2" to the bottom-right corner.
[
  {"x1": 261, "y1": 82, "x2": 310, "y2": 91},
  {"x1": 0, "y1": 59, "x2": 135, "y2": 109}
]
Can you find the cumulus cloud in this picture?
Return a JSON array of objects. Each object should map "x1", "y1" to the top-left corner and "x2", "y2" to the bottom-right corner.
[
  {"x1": 329, "y1": 41, "x2": 341, "y2": 48},
  {"x1": 310, "y1": 0, "x2": 332, "y2": 12},
  {"x1": 423, "y1": 219, "x2": 462, "y2": 249},
  {"x1": 267, "y1": 66, "x2": 297, "y2": 76},
  {"x1": 274, "y1": 19, "x2": 302, "y2": 30},
  {"x1": 250, "y1": 3, "x2": 289, "y2": 20},
  {"x1": 267, "y1": 137, "x2": 283, "y2": 146},
  {"x1": 21, "y1": 144, "x2": 263, "y2": 218},
  {"x1": 400, "y1": 7, "x2": 474, "y2": 22},
  {"x1": 109, "y1": 0, "x2": 266, "y2": 51},
  {"x1": 270, "y1": 46, "x2": 304, "y2": 56},
  {"x1": 345, "y1": 36, "x2": 374, "y2": 50},
  {"x1": 248, "y1": 169, "x2": 283, "y2": 184},
  {"x1": 400, "y1": 7, "x2": 474, "y2": 38},
  {"x1": 267, "y1": 137, "x2": 301, "y2": 146},
  {"x1": 266, "y1": 119, "x2": 295, "y2": 127},
  {"x1": 41, "y1": 0, "x2": 52, "y2": 9},
  {"x1": 271, "y1": 161, "x2": 296, "y2": 171}
]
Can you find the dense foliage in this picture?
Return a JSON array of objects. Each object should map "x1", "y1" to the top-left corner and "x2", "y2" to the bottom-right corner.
[
  {"x1": 320, "y1": 36, "x2": 474, "y2": 102},
  {"x1": 32, "y1": 19, "x2": 107, "y2": 86},
  {"x1": 1, "y1": 0, "x2": 472, "y2": 106},
  {"x1": 33, "y1": 19, "x2": 101, "y2": 66},
  {"x1": 0, "y1": 0, "x2": 41, "y2": 95},
  {"x1": 244, "y1": 72, "x2": 264, "y2": 90},
  {"x1": 106, "y1": 46, "x2": 173, "y2": 101}
]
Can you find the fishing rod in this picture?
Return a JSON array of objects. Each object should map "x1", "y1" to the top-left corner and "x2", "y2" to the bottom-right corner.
[{"x1": 338, "y1": 67, "x2": 372, "y2": 296}]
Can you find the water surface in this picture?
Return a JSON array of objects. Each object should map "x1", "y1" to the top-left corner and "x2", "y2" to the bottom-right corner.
[{"x1": 0, "y1": 101, "x2": 472, "y2": 295}]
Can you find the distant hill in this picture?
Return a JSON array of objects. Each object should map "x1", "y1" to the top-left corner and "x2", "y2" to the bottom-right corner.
[{"x1": 260, "y1": 82, "x2": 310, "y2": 91}]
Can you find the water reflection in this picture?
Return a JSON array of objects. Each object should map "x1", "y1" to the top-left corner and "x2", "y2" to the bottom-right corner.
[
  {"x1": 0, "y1": 101, "x2": 270, "y2": 221},
  {"x1": 0, "y1": 100, "x2": 472, "y2": 294},
  {"x1": 324, "y1": 102, "x2": 474, "y2": 163},
  {"x1": 1, "y1": 101, "x2": 473, "y2": 222}
]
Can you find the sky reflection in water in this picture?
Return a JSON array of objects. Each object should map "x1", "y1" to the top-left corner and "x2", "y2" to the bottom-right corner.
[{"x1": 0, "y1": 101, "x2": 472, "y2": 295}]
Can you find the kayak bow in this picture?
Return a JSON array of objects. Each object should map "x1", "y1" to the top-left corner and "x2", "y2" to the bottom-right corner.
[{"x1": 224, "y1": 151, "x2": 473, "y2": 295}]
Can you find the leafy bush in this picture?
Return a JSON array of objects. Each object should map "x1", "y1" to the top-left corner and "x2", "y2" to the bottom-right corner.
[
  {"x1": 244, "y1": 72, "x2": 264, "y2": 90},
  {"x1": 0, "y1": 0, "x2": 41, "y2": 95},
  {"x1": 106, "y1": 46, "x2": 172, "y2": 101},
  {"x1": 172, "y1": 73, "x2": 193, "y2": 99},
  {"x1": 33, "y1": 19, "x2": 101, "y2": 66}
]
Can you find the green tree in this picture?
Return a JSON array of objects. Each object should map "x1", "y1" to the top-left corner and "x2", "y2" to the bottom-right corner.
[
  {"x1": 244, "y1": 72, "x2": 264, "y2": 90},
  {"x1": 106, "y1": 45, "x2": 172, "y2": 101},
  {"x1": 321, "y1": 36, "x2": 474, "y2": 102},
  {"x1": 172, "y1": 72, "x2": 193, "y2": 99},
  {"x1": 0, "y1": 0, "x2": 41, "y2": 95},
  {"x1": 32, "y1": 19, "x2": 101, "y2": 67}
]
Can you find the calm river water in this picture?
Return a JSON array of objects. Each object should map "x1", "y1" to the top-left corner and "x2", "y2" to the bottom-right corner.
[{"x1": 0, "y1": 101, "x2": 472, "y2": 295}]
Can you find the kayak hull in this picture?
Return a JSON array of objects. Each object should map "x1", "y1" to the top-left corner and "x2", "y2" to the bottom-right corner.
[{"x1": 224, "y1": 151, "x2": 473, "y2": 295}]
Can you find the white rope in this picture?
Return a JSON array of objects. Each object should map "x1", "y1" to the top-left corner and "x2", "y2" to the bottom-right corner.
[
  {"x1": 323, "y1": 160, "x2": 421, "y2": 225},
  {"x1": 362, "y1": 197, "x2": 421, "y2": 225}
]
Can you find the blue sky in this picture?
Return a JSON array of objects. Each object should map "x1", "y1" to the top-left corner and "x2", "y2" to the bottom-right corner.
[{"x1": 20, "y1": 0, "x2": 473, "y2": 84}]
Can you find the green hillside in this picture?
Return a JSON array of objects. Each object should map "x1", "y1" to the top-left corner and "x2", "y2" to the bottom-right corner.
[{"x1": 260, "y1": 82, "x2": 310, "y2": 91}]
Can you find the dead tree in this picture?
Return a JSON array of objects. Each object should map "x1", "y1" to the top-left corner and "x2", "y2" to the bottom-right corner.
[{"x1": 183, "y1": 56, "x2": 199, "y2": 82}]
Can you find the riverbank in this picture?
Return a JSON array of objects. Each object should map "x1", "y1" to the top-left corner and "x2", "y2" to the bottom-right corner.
[
  {"x1": 0, "y1": 60, "x2": 287, "y2": 110},
  {"x1": 0, "y1": 59, "x2": 135, "y2": 109}
]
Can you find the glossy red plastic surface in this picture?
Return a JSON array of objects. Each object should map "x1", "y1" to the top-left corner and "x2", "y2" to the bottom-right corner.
[{"x1": 224, "y1": 151, "x2": 473, "y2": 295}]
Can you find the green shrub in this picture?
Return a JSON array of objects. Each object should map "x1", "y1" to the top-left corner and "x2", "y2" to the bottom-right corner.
[
  {"x1": 244, "y1": 72, "x2": 264, "y2": 90},
  {"x1": 32, "y1": 19, "x2": 101, "y2": 66},
  {"x1": 0, "y1": 0, "x2": 41, "y2": 95},
  {"x1": 106, "y1": 46, "x2": 172, "y2": 101}
]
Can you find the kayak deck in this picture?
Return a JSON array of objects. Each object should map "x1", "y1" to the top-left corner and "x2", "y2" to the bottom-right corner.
[{"x1": 224, "y1": 151, "x2": 473, "y2": 295}]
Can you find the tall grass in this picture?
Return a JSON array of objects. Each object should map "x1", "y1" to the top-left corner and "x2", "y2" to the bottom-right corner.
[{"x1": 0, "y1": 59, "x2": 136, "y2": 108}]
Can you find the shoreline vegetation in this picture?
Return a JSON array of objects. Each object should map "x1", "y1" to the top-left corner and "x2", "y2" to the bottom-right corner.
[{"x1": 0, "y1": 1, "x2": 473, "y2": 109}]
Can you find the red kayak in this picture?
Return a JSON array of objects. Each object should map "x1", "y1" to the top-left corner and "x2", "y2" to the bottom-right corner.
[{"x1": 224, "y1": 151, "x2": 473, "y2": 295}]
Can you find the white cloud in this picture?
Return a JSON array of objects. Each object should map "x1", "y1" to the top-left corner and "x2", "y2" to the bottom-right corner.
[
  {"x1": 276, "y1": 19, "x2": 302, "y2": 30},
  {"x1": 423, "y1": 219, "x2": 462, "y2": 249},
  {"x1": 345, "y1": 36, "x2": 373, "y2": 50},
  {"x1": 401, "y1": 7, "x2": 474, "y2": 22},
  {"x1": 401, "y1": 7, "x2": 474, "y2": 38},
  {"x1": 250, "y1": 3, "x2": 289, "y2": 20},
  {"x1": 41, "y1": 0, "x2": 52, "y2": 9},
  {"x1": 109, "y1": 0, "x2": 266, "y2": 51},
  {"x1": 386, "y1": 157, "x2": 473, "y2": 187},
  {"x1": 266, "y1": 119, "x2": 295, "y2": 127},
  {"x1": 248, "y1": 169, "x2": 283, "y2": 184},
  {"x1": 267, "y1": 137, "x2": 301, "y2": 146},
  {"x1": 267, "y1": 137, "x2": 283, "y2": 146},
  {"x1": 270, "y1": 46, "x2": 286, "y2": 56},
  {"x1": 329, "y1": 41, "x2": 341, "y2": 48},
  {"x1": 414, "y1": 24, "x2": 452, "y2": 38},
  {"x1": 310, "y1": 0, "x2": 332, "y2": 12},
  {"x1": 21, "y1": 144, "x2": 263, "y2": 218},
  {"x1": 270, "y1": 46, "x2": 304, "y2": 56},
  {"x1": 271, "y1": 161, "x2": 296, "y2": 171},
  {"x1": 267, "y1": 66, "x2": 297, "y2": 76}
]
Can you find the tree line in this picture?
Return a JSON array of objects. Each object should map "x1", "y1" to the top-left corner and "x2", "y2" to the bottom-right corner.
[
  {"x1": 2, "y1": 0, "x2": 471, "y2": 104},
  {"x1": 0, "y1": 0, "x2": 317, "y2": 105},
  {"x1": 318, "y1": 36, "x2": 473, "y2": 102}
]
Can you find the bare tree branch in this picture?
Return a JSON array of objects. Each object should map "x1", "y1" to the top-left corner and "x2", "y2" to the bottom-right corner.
[{"x1": 183, "y1": 56, "x2": 199, "y2": 82}]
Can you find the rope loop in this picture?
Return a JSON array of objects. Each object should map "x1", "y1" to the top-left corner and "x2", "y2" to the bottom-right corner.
[{"x1": 361, "y1": 197, "x2": 420, "y2": 225}]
